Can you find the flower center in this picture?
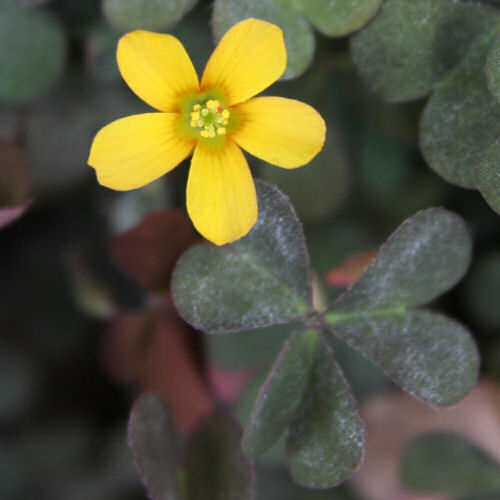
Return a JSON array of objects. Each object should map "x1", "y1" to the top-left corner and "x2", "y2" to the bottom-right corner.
[{"x1": 189, "y1": 99, "x2": 230, "y2": 138}]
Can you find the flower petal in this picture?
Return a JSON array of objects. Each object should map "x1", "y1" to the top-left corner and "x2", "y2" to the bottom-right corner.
[
  {"x1": 186, "y1": 141, "x2": 257, "y2": 245},
  {"x1": 232, "y1": 97, "x2": 326, "y2": 168},
  {"x1": 117, "y1": 30, "x2": 199, "y2": 112},
  {"x1": 201, "y1": 18, "x2": 286, "y2": 106},
  {"x1": 88, "y1": 113, "x2": 194, "y2": 190}
]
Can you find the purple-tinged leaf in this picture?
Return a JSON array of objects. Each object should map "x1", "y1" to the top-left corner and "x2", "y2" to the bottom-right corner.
[
  {"x1": 242, "y1": 329, "x2": 318, "y2": 457},
  {"x1": 172, "y1": 181, "x2": 312, "y2": 334},
  {"x1": 326, "y1": 311, "x2": 479, "y2": 406},
  {"x1": 287, "y1": 337, "x2": 363, "y2": 488},
  {"x1": 327, "y1": 208, "x2": 471, "y2": 313},
  {"x1": 128, "y1": 393, "x2": 182, "y2": 500},
  {"x1": 185, "y1": 411, "x2": 255, "y2": 500}
]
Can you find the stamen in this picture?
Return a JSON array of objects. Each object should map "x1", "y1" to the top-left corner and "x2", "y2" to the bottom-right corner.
[{"x1": 188, "y1": 99, "x2": 231, "y2": 139}]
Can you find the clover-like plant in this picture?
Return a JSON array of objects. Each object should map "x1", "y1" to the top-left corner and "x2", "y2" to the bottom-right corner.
[
  {"x1": 213, "y1": 0, "x2": 383, "y2": 78},
  {"x1": 350, "y1": 0, "x2": 500, "y2": 213},
  {"x1": 172, "y1": 181, "x2": 479, "y2": 488},
  {"x1": 128, "y1": 393, "x2": 255, "y2": 500}
]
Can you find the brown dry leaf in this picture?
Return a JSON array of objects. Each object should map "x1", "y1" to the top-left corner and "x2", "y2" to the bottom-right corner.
[{"x1": 353, "y1": 380, "x2": 500, "y2": 500}]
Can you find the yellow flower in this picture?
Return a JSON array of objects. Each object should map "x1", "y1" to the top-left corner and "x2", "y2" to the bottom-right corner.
[{"x1": 88, "y1": 18, "x2": 326, "y2": 245}]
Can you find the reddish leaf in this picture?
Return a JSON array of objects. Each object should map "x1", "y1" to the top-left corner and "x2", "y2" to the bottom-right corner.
[
  {"x1": 185, "y1": 411, "x2": 256, "y2": 500},
  {"x1": 103, "y1": 309, "x2": 214, "y2": 433},
  {"x1": 128, "y1": 392, "x2": 182, "y2": 500},
  {"x1": 101, "y1": 312, "x2": 155, "y2": 383},
  {"x1": 141, "y1": 312, "x2": 214, "y2": 433},
  {"x1": 110, "y1": 209, "x2": 198, "y2": 292},
  {"x1": 325, "y1": 250, "x2": 377, "y2": 287}
]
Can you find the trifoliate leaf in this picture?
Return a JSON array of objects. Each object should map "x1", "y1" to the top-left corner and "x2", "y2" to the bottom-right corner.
[
  {"x1": 103, "y1": 0, "x2": 196, "y2": 31},
  {"x1": 212, "y1": 0, "x2": 315, "y2": 79},
  {"x1": 420, "y1": 29, "x2": 500, "y2": 188},
  {"x1": 325, "y1": 311, "x2": 479, "y2": 405},
  {"x1": 299, "y1": 0, "x2": 381, "y2": 37},
  {"x1": 128, "y1": 393, "x2": 182, "y2": 500},
  {"x1": 172, "y1": 182, "x2": 312, "y2": 333},
  {"x1": 350, "y1": 0, "x2": 500, "y2": 102},
  {"x1": 400, "y1": 432, "x2": 500, "y2": 497},
  {"x1": 287, "y1": 337, "x2": 363, "y2": 488},
  {"x1": 326, "y1": 208, "x2": 472, "y2": 313},
  {"x1": 476, "y1": 137, "x2": 500, "y2": 214},
  {"x1": 185, "y1": 411, "x2": 255, "y2": 500},
  {"x1": 0, "y1": 5, "x2": 65, "y2": 103},
  {"x1": 242, "y1": 329, "x2": 318, "y2": 457},
  {"x1": 486, "y1": 33, "x2": 500, "y2": 103}
]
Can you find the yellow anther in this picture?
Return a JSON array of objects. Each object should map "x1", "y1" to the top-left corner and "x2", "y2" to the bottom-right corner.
[
  {"x1": 206, "y1": 99, "x2": 219, "y2": 110},
  {"x1": 190, "y1": 111, "x2": 200, "y2": 121},
  {"x1": 193, "y1": 104, "x2": 201, "y2": 111},
  {"x1": 217, "y1": 127, "x2": 226, "y2": 135},
  {"x1": 209, "y1": 130, "x2": 216, "y2": 138},
  {"x1": 200, "y1": 130, "x2": 209, "y2": 138},
  {"x1": 222, "y1": 109, "x2": 230, "y2": 119},
  {"x1": 190, "y1": 120, "x2": 197, "y2": 127},
  {"x1": 222, "y1": 119, "x2": 228, "y2": 125}
]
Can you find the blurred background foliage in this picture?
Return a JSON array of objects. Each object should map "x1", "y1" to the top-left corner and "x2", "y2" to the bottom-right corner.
[{"x1": 0, "y1": 0, "x2": 499, "y2": 498}]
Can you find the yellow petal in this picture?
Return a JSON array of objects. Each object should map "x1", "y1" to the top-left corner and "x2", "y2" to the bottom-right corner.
[
  {"x1": 88, "y1": 113, "x2": 194, "y2": 190},
  {"x1": 186, "y1": 141, "x2": 257, "y2": 245},
  {"x1": 232, "y1": 97, "x2": 326, "y2": 168},
  {"x1": 201, "y1": 18, "x2": 286, "y2": 106},
  {"x1": 117, "y1": 30, "x2": 199, "y2": 112}
]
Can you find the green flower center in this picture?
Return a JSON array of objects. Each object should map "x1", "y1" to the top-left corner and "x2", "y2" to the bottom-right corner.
[{"x1": 189, "y1": 99, "x2": 230, "y2": 138}]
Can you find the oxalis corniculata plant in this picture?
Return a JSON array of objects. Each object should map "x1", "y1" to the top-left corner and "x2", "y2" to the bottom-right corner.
[
  {"x1": 169, "y1": 180, "x2": 478, "y2": 491},
  {"x1": 93, "y1": 0, "x2": 494, "y2": 497},
  {"x1": 125, "y1": 180, "x2": 479, "y2": 498},
  {"x1": 2, "y1": 0, "x2": 500, "y2": 498}
]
